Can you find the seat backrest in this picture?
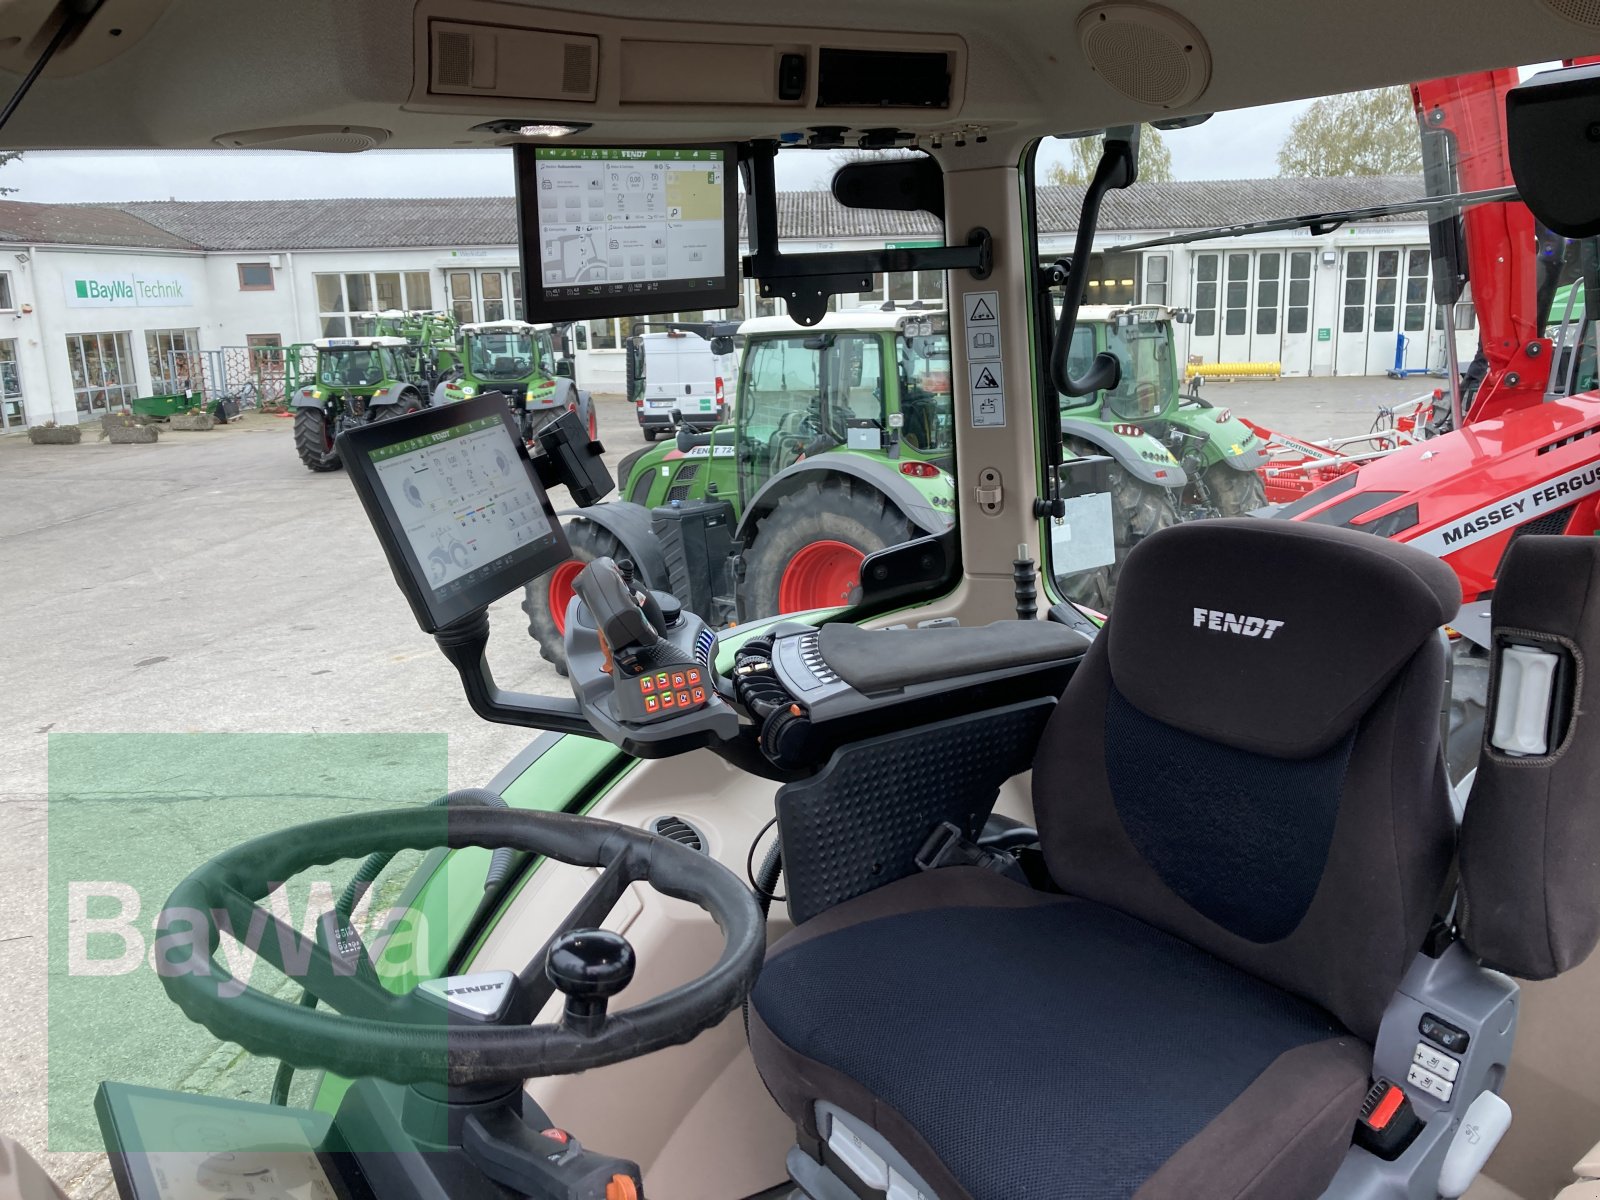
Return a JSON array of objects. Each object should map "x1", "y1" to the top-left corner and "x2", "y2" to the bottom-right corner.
[
  {"x1": 1459, "y1": 535, "x2": 1600, "y2": 980},
  {"x1": 1034, "y1": 519, "x2": 1461, "y2": 1042}
]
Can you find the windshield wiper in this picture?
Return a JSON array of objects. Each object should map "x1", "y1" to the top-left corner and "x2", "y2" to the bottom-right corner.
[{"x1": 1116, "y1": 185, "x2": 1521, "y2": 253}]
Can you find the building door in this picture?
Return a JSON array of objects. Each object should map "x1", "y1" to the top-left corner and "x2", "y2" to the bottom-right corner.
[
  {"x1": 1217, "y1": 251, "x2": 1255, "y2": 363},
  {"x1": 0, "y1": 339, "x2": 24, "y2": 431},
  {"x1": 248, "y1": 334, "x2": 286, "y2": 399},
  {"x1": 1280, "y1": 251, "x2": 1316, "y2": 376},
  {"x1": 1189, "y1": 252, "x2": 1222, "y2": 367},
  {"x1": 145, "y1": 329, "x2": 200, "y2": 396},
  {"x1": 1250, "y1": 251, "x2": 1285, "y2": 365},
  {"x1": 1335, "y1": 249, "x2": 1373, "y2": 375}
]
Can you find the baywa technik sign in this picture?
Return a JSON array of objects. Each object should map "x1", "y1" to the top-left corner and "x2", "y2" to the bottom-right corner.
[{"x1": 64, "y1": 271, "x2": 194, "y2": 309}]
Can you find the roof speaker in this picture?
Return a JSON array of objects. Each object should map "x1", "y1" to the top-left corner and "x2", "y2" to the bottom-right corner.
[
  {"x1": 1076, "y1": 3, "x2": 1212, "y2": 109},
  {"x1": 1540, "y1": 0, "x2": 1600, "y2": 24},
  {"x1": 213, "y1": 126, "x2": 392, "y2": 154}
]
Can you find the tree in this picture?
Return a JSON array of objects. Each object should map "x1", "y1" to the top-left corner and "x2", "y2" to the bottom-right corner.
[
  {"x1": 1276, "y1": 86, "x2": 1421, "y2": 177},
  {"x1": 1043, "y1": 126, "x2": 1173, "y2": 186},
  {"x1": 0, "y1": 151, "x2": 21, "y2": 196}
]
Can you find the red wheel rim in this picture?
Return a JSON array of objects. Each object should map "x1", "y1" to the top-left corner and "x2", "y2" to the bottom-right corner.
[
  {"x1": 548, "y1": 560, "x2": 585, "y2": 634},
  {"x1": 778, "y1": 540, "x2": 865, "y2": 613},
  {"x1": 588, "y1": 408, "x2": 597, "y2": 441}
]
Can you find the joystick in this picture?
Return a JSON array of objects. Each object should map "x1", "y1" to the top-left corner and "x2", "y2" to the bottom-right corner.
[{"x1": 546, "y1": 929, "x2": 637, "y2": 1036}]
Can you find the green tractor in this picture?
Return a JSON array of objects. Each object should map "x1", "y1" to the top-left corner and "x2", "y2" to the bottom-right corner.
[
  {"x1": 433, "y1": 319, "x2": 598, "y2": 446},
  {"x1": 291, "y1": 336, "x2": 436, "y2": 472},
  {"x1": 1056, "y1": 303, "x2": 1269, "y2": 604},
  {"x1": 523, "y1": 306, "x2": 957, "y2": 672}
]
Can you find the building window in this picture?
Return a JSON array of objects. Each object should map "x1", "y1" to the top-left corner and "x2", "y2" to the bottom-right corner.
[
  {"x1": 1255, "y1": 252, "x2": 1281, "y2": 337},
  {"x1": 1193, "y1": 253, "x2": 1219, "y2": 338},
  {"x1": 1403, "y1": 248, "x2": 1431, "y2": 332},
  {"x1": 315, "y1": 271, "x2": 435, "y2": 337},
  {"x1": 145, "y1": 328, "x2": 200, "y2": 394},
  {"x1": 0, "y1": 273, "x2": 16, "y2": 311},
  {"x1": 1372, "y1": 248, "x2": 1401, "y2": 334},
  {"x1": 1143, "y1": 255, "x2": 1169, "y2": 306},
  {"x1": 1224, "y1": 252, "x2": 1250, "y2": 337},
  {"x1": 1286, "y1": 252, "x2": 1312, "y2": 336},
  {"x1": 237, "y1": 262, "x2": 274, "y2": 291},
  {"x1": 67, "y1": 331, "x2": 137, "y2": 418},
  {"x1": 0, "y1": 339, "x2": 23, "y2": 431},
  {"x1": 1342, "y1": 250, "x2": 1369, "y2": 334}
]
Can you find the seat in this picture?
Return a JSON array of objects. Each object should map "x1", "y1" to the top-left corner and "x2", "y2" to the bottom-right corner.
[{"x1": 749, "y1": 518, "x2": 1465, "y2": 1200}]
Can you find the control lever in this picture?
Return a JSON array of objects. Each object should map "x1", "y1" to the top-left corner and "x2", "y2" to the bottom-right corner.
[
  {"x1": 573, "y1": 556, "x2": 665, "y2": 654},
  {"x1": 546, "y1": 929, "x2": 636, "y2": 1036}
]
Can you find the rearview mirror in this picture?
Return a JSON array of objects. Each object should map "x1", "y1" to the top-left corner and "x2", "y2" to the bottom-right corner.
[
  {"x1": 710, "y1": 336, "x2": 735, "y2": 356},
  {"x1": 555, "y1": 361, "x2": 574, "y2": 378}
]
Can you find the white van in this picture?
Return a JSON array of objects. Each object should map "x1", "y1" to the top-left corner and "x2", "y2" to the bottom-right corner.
[{"x1": 631, "y1": 330, "x2": 734, "y2": 441}]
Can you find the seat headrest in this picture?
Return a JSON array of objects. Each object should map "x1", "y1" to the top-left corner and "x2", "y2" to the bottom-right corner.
[{"x1": 1106, "y1": 519, "x2": 1461, "y2": 758}]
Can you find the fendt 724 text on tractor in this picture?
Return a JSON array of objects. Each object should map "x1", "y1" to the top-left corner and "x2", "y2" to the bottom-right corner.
[{"x1": 9, "y1": 12, "x2": 1600, "y2": 1200}]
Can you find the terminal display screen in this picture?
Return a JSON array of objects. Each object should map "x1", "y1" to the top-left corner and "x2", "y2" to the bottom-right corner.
[
  {"x1": 340, "y1": 396, "x2": 570, "y2": 631},
  {"x1": 516, "y1": 144, "x2": 739, "y2": 323}
]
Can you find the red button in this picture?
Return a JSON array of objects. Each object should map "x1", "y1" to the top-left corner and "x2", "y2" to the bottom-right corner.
[
  {"x1": 691, "y1": 686, "x2": 705, "y2": 703},
  {"x1": 644, "y1": 694, "x2": 659, "y2": 713},
  {"x1": 686, "y1": 668, "x2": 702, "y2": 686},
  {"x1": 656, "y1": 672, "x2": 670, "y2": 688},
  {"x1": 542, "y1": 1127, "x2": 570, "y2": 1144},
  {"x1": 672, "y1": 672, "x2": 687, "y2": 689},
  {"x1": 639, "y1": 677, "x2": 654, "y2": 694},
  {"x1": 661, "y1": 691, "x2": 676, "y2": 708},
  {"x1": 1368, "y1": 1086, "x2": 1406, "y2": 1131},
  {"x1": 676, "y1": 691, "x2": 691, "y2": 707}
]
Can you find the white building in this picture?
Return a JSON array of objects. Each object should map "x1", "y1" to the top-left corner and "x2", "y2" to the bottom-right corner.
[{"x1": 0, "y1": 176, "x2": 1470, "y2": 432}]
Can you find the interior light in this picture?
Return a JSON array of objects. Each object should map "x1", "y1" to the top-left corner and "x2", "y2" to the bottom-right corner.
[{"x1": 518, "y1": 122, "x2": 588, "y2": 138}]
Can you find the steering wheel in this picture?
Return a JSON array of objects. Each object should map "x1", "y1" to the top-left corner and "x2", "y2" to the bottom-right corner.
[{"x1": 158, "y1": 804, "x2": 764, "y2": 1086}]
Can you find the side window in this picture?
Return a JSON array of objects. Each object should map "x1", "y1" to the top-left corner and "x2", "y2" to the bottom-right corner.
[{"x1": 836, "y1": 336, "x2": 884, "y2": 423}]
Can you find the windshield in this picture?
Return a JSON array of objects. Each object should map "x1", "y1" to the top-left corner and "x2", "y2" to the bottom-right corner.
[
  {"x1": 318, "y1": 347, "x2": 392, "y2": 387},
  {"x1": 467, "y1": 331, "x2": 538, "y2": 379},
  {"x1": 1101, "y1": 319, "x2": 1176, "y2": 421}
]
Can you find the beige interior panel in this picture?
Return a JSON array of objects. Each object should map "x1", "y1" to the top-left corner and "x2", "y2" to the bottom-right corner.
[{"x1": 619, "y1": 40, "x2": 801, "y2": 107}]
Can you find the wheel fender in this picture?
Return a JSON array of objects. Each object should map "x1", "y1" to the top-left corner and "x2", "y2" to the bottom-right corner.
[
  {"x1": 1180, "y1": 407, "x2": 1272, "y2": 472},
  {"x1": 367, "y1": 383, "x2": 415, "y2": 408},
  {"x1": 734, "y1": 458, "x2": 950, "y2": 547},
  {"x1": 1060, "y1": 418, "x2": 1188, "y2": 488},
  {"x1": 292, "y1": 388, "x2": 325, "y2": 410},
  {"x1": 556, "y1": 501, "x2": 669, "y2": 589}
]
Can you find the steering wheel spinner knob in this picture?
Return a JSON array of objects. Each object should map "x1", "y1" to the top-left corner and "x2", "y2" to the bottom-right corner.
[{"x1": 546, "y1": 928, "x2": 637, "y2": 1036}]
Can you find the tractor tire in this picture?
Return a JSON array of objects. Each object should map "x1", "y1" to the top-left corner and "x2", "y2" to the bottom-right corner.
[
  {"x1": 1202, "y1": 462, "x2": 1268, "y2": 518},
  {"x1": 642, "y1": 427, "x2": 658, "y2": 443},
  {"x1": 374, "y1": 391, "x2": 423, "y2": 420},
  {"x1": 741, "y1": 477, "x2": 917, "y2": 622},
  {"x1": 293, "y1": 408, "x2": 342, "y2": 472},
  {"x1": 1104, "y1": 467, "x2": 1181, "y2": 605},
  {"x1": 521, "y1": 519, "x2": 627, "y2": 677}
]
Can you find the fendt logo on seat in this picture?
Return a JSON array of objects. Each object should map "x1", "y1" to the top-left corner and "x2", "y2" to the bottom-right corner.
[{"x1": 1193, "y1": 608, "x2": 1286, "y2": 639}]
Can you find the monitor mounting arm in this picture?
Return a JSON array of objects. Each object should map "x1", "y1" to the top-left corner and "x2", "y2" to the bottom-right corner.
[{"x1": 739, "y1": 141, "x2": 992, "y2": 325}]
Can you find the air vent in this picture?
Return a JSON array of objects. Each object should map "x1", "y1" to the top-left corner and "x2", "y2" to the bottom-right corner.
[
  {"x1": 648, "y1": 815, "x2": 707, "y2": 853},
  {"x1": 562, "y1": 40, "x2": 593, "y2": 96},
  {"x1": 1541, "y1": 0, "x2": 1600, "y2": 25},
  {"x1": 435, "y1": 30, "x2": 473, "y2": 88},
  {"x1": 1539, "y1": 425, "x2": 1600, "y2": 454},
  {"x1": 1077, "y1": 2, "x2": 1212, "y2": 109}
]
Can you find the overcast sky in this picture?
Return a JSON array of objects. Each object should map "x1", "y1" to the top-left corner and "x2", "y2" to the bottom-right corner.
[{"x1": 3, "y1": 99, "x2": 1316, "y2": 203}]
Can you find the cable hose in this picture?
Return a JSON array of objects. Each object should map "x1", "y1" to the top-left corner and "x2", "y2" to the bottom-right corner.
[
  {"x1": 270, "y1": 788, "x2": 516, "y2": 1106},
  {"x1": 743, "y1": 826, "x2": 784, "y2": 1037}
]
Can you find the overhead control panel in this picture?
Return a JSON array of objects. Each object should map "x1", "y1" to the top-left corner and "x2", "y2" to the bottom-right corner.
[{"x1": 410, "y1": 1, "x2": 967, "y2": 123}]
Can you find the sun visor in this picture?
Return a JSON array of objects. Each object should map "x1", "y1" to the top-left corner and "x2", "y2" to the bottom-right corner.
[{"x1": 1507, "y1": 63, "x2": 1600, "y2": 238}]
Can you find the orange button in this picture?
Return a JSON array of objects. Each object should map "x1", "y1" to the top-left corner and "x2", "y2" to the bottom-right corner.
[
  {"x1": 672, "y1": 672, "x2": 687, "y2": 689},
  {"x1": 541, "y1": 1127, "x2": 570, "y2": 1144},
  {"x1": 606, "y1": 1176, "x2": 638, "y2": 1200},
  {"x1": 686, "y1": 668, "x2": 702, "y2": 686},
  {"x1": 677, "y1": 691, "x2": 691, "y2": 707},
  {"x1": 661, "y1": 691, "x2": 676, "y2": 708},
  {"x1": 644, "y1": 694, "x2": 659, "y2": 713},
  {"x1": 639, "y1": 677, "x2": 654, "y2": 694},
  {"x1": 655, "y1": 672, "x2": 670, "y2": 688},
  {"x1": 691, "y1": 686, "x2": 705, "y2": 703}
]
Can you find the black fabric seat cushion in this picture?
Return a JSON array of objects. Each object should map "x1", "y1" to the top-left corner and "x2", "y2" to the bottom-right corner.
[{"x1": 750, "y1": 868, "x2": 1371, "y2": 1200}]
